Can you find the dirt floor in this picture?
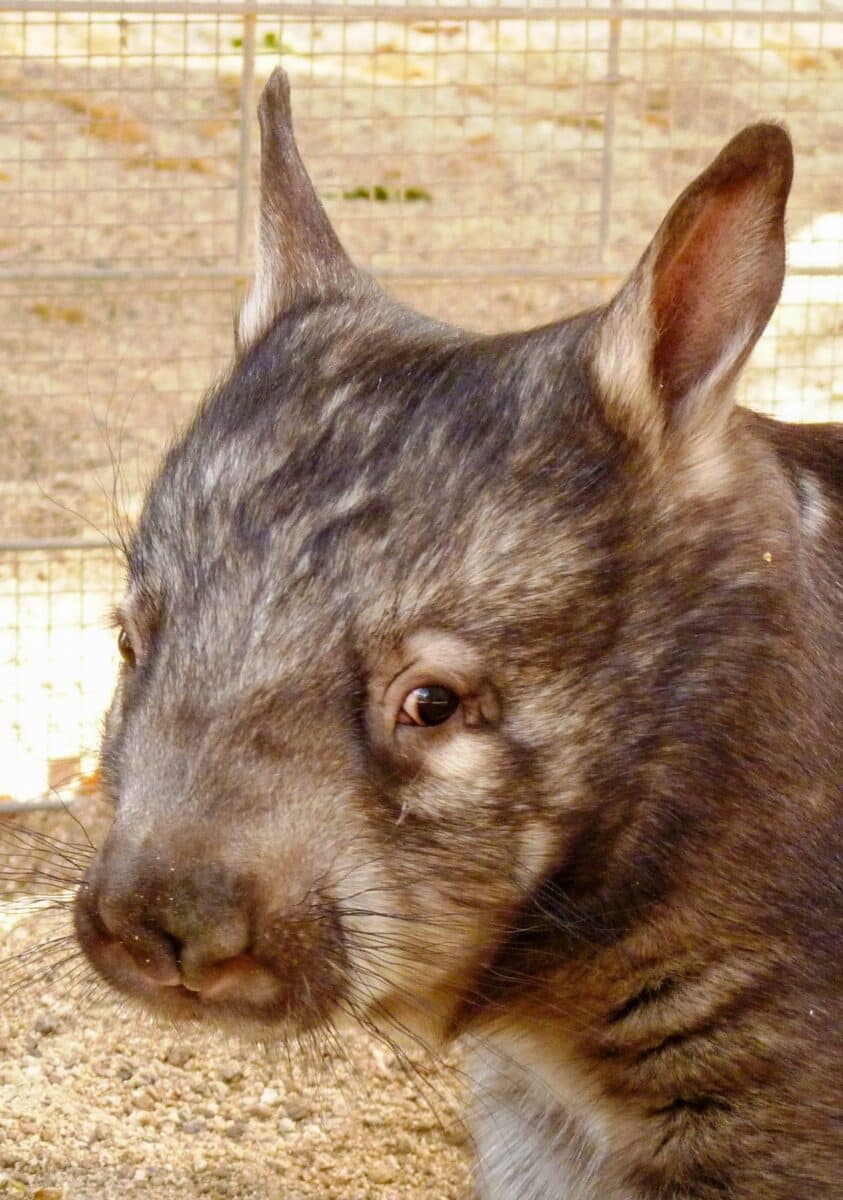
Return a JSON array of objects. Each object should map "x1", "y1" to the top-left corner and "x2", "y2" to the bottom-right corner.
[{"x1": 2, "y1": 7, "x2": 843, "y2": 1198}]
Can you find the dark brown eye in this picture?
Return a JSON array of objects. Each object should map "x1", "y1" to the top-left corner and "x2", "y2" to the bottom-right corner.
[
  {"x1": 398, "y1": 685, "x2": 460, "y2": 728},
  {"x1": 117, "y1": 628, "x2": 136, "y2": 667}
]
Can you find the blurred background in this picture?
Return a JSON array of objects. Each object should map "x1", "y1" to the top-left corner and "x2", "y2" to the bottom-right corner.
[{"x1": 2, "y1": 0, "x2": 843, "y2": 806}]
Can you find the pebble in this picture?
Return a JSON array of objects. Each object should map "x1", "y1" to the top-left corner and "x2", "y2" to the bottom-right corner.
[
  {"x1": 246, "y1": 1103, "x2": 274, "y2": 1121},
  {"x1": 369, "y1": 1156, "x2": 400, "y2": 1185},
  {"x1": 181, "y1": 1118, "x2": 207, "y2": 1136},
  {"x1": 165, "y1": 1045, "x2": 194, "y2": 1069},
  {"x1": 32, "y1": 1014, "x2": 59, "y2": 1037},
  {"x1": 370, "y1": 1046, "x2": 394, "y2": 1078},
  {"x1": 0, "y1": 904, "x2": 474, "y2": 1195},
  {"x1": 409, "y1": 1111, "x2": 439, "y2": 1133},
  {"x1": 284, "y1": 1097, "x2": 313, "y2": 1122},
  {"x1": 443, "y1": 1121, "x2": 471, "y2": 1147}
]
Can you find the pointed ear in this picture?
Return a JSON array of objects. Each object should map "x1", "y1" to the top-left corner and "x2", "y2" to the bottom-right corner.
[
  {"x1": 236, "y1": 68, "x2": 358, "y2": 356},
  {"x1": 590, "y1": 123, "x2": 793, "y2": 447}
]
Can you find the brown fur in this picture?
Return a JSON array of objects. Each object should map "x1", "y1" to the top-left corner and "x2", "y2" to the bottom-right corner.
[{"x1": 70, "y1": 70, "x2": 843, "y2": 1198}]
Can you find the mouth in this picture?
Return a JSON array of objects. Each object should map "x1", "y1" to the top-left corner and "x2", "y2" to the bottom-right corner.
[{"x1": 88, "y1": 942, "x2": 342, "y2": 1032}]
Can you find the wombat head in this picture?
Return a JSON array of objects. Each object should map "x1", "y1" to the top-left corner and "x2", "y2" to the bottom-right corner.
[{"x1": 75, "y1": 69, "x2": 796, "y2": 1045}]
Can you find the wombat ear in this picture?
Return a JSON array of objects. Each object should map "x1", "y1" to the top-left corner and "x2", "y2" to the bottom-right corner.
[
  {"x1": 590, "y1": 124, "x2": 793, "y2": 449},
  {"x1": 236, "y1": 68, "x2": 358, "y2": 356}
]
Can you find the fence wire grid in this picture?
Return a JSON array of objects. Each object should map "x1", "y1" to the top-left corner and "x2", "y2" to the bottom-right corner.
[{"x1": 1, "y1": 0, "x2": 842, "y2": 804}]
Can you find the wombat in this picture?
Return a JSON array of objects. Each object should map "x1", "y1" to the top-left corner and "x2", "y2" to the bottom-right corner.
[{"x1": 71, "y1": 67, "x2": 843, "y2": 1199}]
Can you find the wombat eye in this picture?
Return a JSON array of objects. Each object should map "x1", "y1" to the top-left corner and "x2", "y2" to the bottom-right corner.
[
  {"x1": 398, "y1": 685, "x2": 460, "y2": 728},
  {"x1": 117, "y1": 628, "x2": 136, "y2": 668}
]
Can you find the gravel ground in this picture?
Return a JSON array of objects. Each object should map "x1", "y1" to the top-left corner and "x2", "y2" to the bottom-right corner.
[{"x1": 0, "y1": 998, "x2": 472, "y2": 1199}]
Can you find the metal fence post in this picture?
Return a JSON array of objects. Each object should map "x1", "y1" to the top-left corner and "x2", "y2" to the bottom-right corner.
[
  {"x1": 235, "y1": 11, "x2": 257, "y2": 272},
  {"x1": 598, "y1": 0, "x2": 623, "y2": 285}
]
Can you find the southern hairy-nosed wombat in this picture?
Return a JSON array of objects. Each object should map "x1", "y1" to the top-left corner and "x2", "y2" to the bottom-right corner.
[{"x1": 72, "y1": 67, "x2": 843, "y2": 1198}]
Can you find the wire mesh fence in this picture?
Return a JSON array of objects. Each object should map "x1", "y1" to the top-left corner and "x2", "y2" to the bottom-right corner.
[{"x1": 2, "y1": 0, "x2": 842, "y2": 805}]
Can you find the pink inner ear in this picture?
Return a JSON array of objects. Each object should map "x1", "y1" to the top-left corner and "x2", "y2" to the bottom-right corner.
[{"x1": 651, "y1": 174, "x2": 781, "y2": 413}]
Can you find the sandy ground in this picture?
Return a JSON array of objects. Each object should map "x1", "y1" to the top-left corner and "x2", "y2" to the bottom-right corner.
[
  {"x1": 2, "y1": 7, "x2": 843, "y2": 1197},
  {"x1": 0, "y1": 988, "x2": 472, "y2": 1200}
]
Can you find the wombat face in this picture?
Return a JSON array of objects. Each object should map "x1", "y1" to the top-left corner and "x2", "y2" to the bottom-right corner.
[
  {"x1": 76, "y1": 293, "x2": 625, "y2": 1040},
  {"x1": 74, "y1": 70, "x2": 795, "y2": 1049}
]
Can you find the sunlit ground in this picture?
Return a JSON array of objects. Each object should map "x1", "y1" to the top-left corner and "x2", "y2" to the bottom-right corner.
[{"x1": 0, "y1": 559, "x2": 120, "y2": 801}]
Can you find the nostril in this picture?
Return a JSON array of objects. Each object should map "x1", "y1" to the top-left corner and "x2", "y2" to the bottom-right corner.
[
  {"x1": 141, "y1": 930, "x2": 185, "y2": 988},
  {"x1": 180, "y1": 953, "x2": 241, "y2": 996},
  {"x1": 75, "y1": 883, "x2": 184, "y2": 988},
  {"x1": 161, "y1": 930, "x2": 184, "y2": 971},
  {"x1": 178, "y1": 912, "x2": 252, "y2": 993},
  {"x1": 107, "y1": 920, "x2": 183, "y2": 988}
]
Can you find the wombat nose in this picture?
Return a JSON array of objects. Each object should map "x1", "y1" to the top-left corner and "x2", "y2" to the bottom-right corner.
[
  {"x1": 77, "y1": 860, "x2": 255, "y2": 997},
  {"x1": 75, "y1": 846, "x2": 347, "y2": 1021},
  {"x1": 110, "y1": 899, "x2": 249, "y2": 988}
]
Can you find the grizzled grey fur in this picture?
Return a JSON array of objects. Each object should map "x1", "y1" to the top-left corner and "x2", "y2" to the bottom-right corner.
[{"x1": 74, "y1": 67, "x2": 843, "y2": 1200}]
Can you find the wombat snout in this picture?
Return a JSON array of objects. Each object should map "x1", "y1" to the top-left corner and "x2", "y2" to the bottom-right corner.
[
  {"x1": 74, "y1": 623, "x2": 528, "y2": 1048},
  {"x1": 74, "y1": 838, "x2": 346, "y2": 1026}
]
